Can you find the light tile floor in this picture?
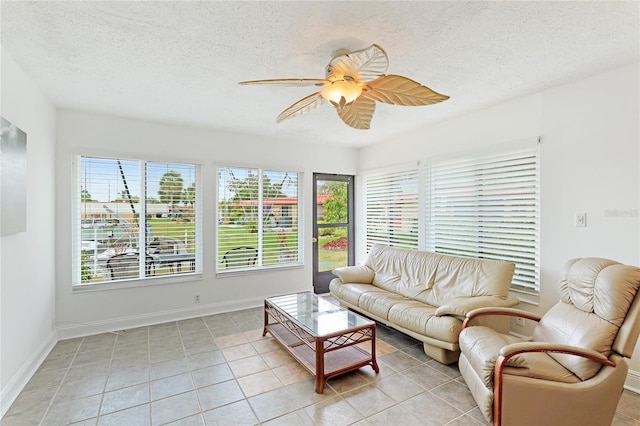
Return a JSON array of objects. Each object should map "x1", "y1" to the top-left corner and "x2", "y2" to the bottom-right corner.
[{"x1": 3, "y1": 298, "x2": 640, "y2": 426}]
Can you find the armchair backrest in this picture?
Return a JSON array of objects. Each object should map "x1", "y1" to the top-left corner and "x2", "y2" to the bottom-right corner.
[
  {"x1": 614, "y1": 275, "x2": 640, "y2": 357},
  {"x1": 532, "y1": 258, "x2": 640, "y2": 380}
]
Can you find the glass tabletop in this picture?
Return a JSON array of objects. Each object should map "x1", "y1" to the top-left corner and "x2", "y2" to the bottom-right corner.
[{"x1": 266, "y1": 292, "x2": 374, "y2": 337}]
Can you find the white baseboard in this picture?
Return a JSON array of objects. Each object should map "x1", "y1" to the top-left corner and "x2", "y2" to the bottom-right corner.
[
  {"x1": 0, "y1": 330, "x2": 58, "y2": 418},
  {"x1": 624, "y1": 368, "x2": 640, "y2": 394},
  {"x1": 56, "y1": 296, "x2": 264, "y2": 340}
]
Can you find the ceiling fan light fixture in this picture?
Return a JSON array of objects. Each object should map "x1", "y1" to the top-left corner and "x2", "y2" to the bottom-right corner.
[
  {"x1": 320, "y1": 79, "x2": 362, "y2": 108},
  {"x1": 240, "y1": 44, "x2": 449, "y2": 129}
]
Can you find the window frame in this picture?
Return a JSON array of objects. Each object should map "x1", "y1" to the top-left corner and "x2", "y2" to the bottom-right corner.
[
  {"x1": 216, "y1": 165, "x2": 303, "y2": 275},
  {"x1": 72, "y1": 155, "x2": 202, "y2": 290},
  {"x1": 362, "y1": 163, "x2": 421, "y2": 252},
  {"x1": 361, "y1": 144, "x2": 540, "y2": 298},
  {"x1": 425, "y1": 145, "x2": 540, "y2": 297}
]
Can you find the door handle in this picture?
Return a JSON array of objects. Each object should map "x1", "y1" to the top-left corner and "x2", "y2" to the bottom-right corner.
[{"x1": 312, "y1": 237, "x2": 318, "y2": 243}]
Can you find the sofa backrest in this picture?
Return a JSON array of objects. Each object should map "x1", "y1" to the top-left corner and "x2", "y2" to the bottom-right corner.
[
  {"x1": 364, "y1": 244, "x2": 515, "y2": 307},
  {"x1": 532, "y1": 257, "x2": 640, "y2": 381}
]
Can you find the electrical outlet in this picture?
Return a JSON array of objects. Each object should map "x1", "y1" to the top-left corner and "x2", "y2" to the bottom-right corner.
[
  {"x1": 575, "y1": 212, "x2": 587, "y2": 227},
  {"x1": 194, "y1": 294, "x2": 200, "y2": 304},
  {"x1": 515, "y1": 317, "x2": 525, "y2": 327}
]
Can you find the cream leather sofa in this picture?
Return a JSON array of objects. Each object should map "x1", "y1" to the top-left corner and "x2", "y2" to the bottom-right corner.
[{"x1": 329, "y1": 244, "x2": 519, "y2": 364}]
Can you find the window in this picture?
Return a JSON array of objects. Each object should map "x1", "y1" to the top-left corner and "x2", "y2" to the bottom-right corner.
[
  {"x1": 426, "y1": 147, "x2": 540, "y2": 295},
  {"x1": 363, "y1": 165, "x2": 420, "y2": 251},
  {"x1": 75, "y1": 156, "x2": 200, "y2": 286},
  {"x1": 217, "y1": 166, "x2": 302, "y2": 272},
  {"x1": 362, "y1": 147, "x2": 540, "y2": 296}
]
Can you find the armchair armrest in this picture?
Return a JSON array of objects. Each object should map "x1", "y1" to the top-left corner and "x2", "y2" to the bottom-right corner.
[
  {"x1": 435, "y1": 295, "x2": 520, "y2": 319},
  {"x1": 462, "y1": 307, "x2": 542, "y2": 329},
  {"x1": 498, "y1": 341, "x2": 615, "y2": 367}
]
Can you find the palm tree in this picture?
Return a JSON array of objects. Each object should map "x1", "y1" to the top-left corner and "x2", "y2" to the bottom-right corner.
[
  {"x1": 158, "y1": 171, "x2": 184, "y2": 207},
  {"x1": 183, "y1": 183, "x2": 196, "y2": 207}
]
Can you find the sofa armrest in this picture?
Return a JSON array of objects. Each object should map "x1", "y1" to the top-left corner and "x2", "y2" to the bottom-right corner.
[
  {"x1": 332, "y1": 265, "x2": 374, "y2": 284},
  {"x1": 435, "y1": 296, "x2": 520, "y2": 319}
]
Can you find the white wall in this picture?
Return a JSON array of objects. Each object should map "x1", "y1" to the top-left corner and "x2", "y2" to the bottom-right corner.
[
  {"x1": 360, "y1": 63, "x2": 640, "y2": 390},
  {"x1": 0, "y1": 48, "x2": 57, "y2": 416},
  {"x1": 55, "y1": 111, "x2": 359, "y2": 337}
]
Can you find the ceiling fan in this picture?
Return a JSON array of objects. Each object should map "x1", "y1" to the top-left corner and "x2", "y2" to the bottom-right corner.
[{"x1": 239, "y1": 44, "x2": 449, "y2": 130}]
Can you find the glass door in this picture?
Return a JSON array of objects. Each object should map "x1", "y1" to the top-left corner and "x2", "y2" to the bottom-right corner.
[{"x1": 312, "y1": 173, "x2": 354, "y2": 294}]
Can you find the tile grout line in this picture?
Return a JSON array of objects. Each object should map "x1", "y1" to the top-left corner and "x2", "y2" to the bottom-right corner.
[
  {"x1": 183, "y1": 317, "x2": 208, "y2": 426},
  {"x1": 37, "y1": 336, "x2": 84, "y2": 426},
  {"x1": 95, "y1": 331, "x2": 120, "y2": 425},
  {"x1": 240, "y1": 310, "x2": 284, "y2": 424},
  {"x1": 147, "y1": 325, "x2": 153, "y2": 426}
]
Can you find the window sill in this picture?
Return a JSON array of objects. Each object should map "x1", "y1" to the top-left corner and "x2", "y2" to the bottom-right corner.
[
  {"x1": 72, "y1": 273, "x2": 203, "y2": 292},
  {"x1": 216, "y1": 263, "x2": 303, "y2": 278},
  {"x1": 510, "y1": 290, "x2": 540, "y2": 306}
]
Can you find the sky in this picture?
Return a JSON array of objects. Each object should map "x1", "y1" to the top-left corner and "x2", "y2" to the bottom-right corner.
[
  {"x1": 81, "y1": 158, "x2": 298, "y2": 203},
  {"x1": 80, "y1": 157, "x2": 196, "y2": 203}
]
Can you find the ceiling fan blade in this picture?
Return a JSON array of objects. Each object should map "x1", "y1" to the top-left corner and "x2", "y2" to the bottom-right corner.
[
  {"x1": 364, "y1": 75, "x2": 449, "y2": 106},
  {"x1": 328, "y1": 44, "x2": 389, "y2": 82},
  {"x1": 336, "y1": 96, "x2": 376, "y2": 130},
  {"x1": 276, "y1": 92, "x2": 325, "y2": 123},
  {"x1": 239, "y1": 78, "x2": 326, "y2": 87}
]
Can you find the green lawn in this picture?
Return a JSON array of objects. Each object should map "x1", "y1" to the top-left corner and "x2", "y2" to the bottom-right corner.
[
  {"x1": 317, "y1": 227, "x2": 348, "y2": 271},
  {"x1": 217, "y1": 225, "x2": 298, "y2": 266},
  {"x1": 148, "y1": 219, "x2": 301, "y2": 265},
  {"x1": 87, "y1": 218, "x2": 350, "y2": 279}
]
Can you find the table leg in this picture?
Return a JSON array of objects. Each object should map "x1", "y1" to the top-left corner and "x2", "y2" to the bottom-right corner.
[
  {"x1": 371, "y1": 326, "x2": 380, "y2": 372},
  {"x1": 315, "y1": 338, "x2": 325, "y2": 393},
  {"x1": 262, "y1": 301, "x2": 268, "y2": 337}
]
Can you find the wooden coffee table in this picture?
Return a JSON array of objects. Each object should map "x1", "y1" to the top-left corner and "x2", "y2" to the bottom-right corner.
[{"x1": 263, "y1": 292, "x2": 379, "y2": 393}]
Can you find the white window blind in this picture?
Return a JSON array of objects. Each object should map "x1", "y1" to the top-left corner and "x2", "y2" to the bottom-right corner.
[
  {"x1": 146, "y1": 162, "x2": 199, "y2": 277},
  {"x1": 217, "y1": 166, "x2": 301, "y2": 272},
  {"x1": 426, "y1": 147, "x2": 540, "y2": 294},
  {"x1": 364, "y1": 166, "x2": 420, "y2": 251},
  {"x1": 75, "y1": 156, "x2": 200, "y2": 286}
]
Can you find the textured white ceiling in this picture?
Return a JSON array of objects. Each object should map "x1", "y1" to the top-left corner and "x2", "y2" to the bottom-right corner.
[{"x1": 1, "y1": 1, "x2": 638, "y2": 148}]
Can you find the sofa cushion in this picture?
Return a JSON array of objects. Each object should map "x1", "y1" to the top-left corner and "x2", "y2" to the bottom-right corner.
[
  {"x1": 425, "y1": 255, "x2": 515, "y2": 307},
  {"x1": 328, "y1": 281, "x2": 380, "y2": 307},
  {"x1": 366, "y1": 244, "x2": 438, "y2": 297},
  {"x1": 358, "y1": 291, "x2": 409, "y2": 321},
  {"x1": 387, "y1": 300, "x2": 460, "y2": 343}
]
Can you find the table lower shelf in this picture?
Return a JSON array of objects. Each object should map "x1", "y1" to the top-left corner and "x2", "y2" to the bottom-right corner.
[{"x1": 265, "y1": 321, "x2": 376, "y2": 392}]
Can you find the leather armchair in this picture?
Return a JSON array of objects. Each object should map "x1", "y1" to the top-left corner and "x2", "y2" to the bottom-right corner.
[{"x1": 458, "y1": 258, "x2": 640, "y2": 426}]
